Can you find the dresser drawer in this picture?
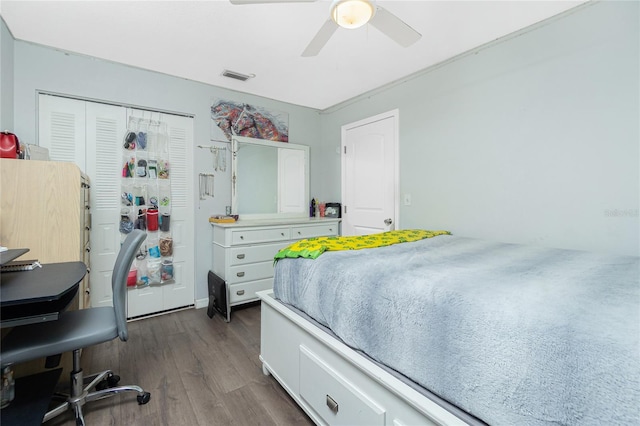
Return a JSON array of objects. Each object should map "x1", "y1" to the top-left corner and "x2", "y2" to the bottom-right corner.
[
  {"x1": 229, "y1": 278, "x2": 272, "y2": 305},
  {"x1": 231, "y1": 227, "x2": 291, "y2": 245},
  {"x1": 228, "y1": 261, "x2": 275, "y2": 284},
  {"x1": 299, "y1": 345, "x2": 385, "y2": 425},
  {"x1": 291, "y1": 224, "x2": 339, "y2": 239},
  {"x1": 230, "y1": 242, "x2": 290, "y2": 266}
]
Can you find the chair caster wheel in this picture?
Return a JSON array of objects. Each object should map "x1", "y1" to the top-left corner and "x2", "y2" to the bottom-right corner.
[
  {"x1": 96, "y1": 374, "x2": 120, "y2": 390},
  {"x1": 107, "y1": 374, "x2": 120, "y2": 387},
  {"x1": 137, "y1": 392, "x2": 151, "y2": 405}
]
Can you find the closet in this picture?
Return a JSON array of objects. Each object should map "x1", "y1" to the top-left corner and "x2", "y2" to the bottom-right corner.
[{"x1": 38, "y1": 94, "x2": 194, "y2": 318}]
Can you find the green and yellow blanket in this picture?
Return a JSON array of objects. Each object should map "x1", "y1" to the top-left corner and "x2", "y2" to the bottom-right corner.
[{"x1": 274, "y1": 229, "x2": 450, "y2": 262}]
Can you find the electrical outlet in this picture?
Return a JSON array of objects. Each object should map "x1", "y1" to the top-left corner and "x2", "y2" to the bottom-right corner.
[{"x1": 404, "y1": 193, "x2": 412, "y2": 206}]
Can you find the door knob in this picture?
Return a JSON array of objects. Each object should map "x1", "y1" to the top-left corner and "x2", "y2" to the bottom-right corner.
[{"x1": 384, "y1": 218, "x2": 392, "y2": 226}]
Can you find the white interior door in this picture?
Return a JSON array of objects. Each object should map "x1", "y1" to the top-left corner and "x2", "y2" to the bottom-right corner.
[{"x1": 341, "y1": 110, "x2": 398, "y2": 236}]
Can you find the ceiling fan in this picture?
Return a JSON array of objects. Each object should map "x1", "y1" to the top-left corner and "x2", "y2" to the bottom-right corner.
[{"x1": 230, "y1": 0, "x2": 422, "y2": 57}]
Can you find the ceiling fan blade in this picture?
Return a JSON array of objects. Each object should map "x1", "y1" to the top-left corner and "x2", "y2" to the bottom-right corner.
[
  {"x1": 230, "y1": 0, "x2": 316, "y2": 4},
  {"x1": 302, "y1": 19, "x2": 338, "y2": 57},
  {"x1": 369, "y1": 6, "x2": 421, "y2": 47}
]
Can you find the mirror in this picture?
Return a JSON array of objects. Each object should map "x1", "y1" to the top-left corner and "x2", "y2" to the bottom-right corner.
[{"x1": 232, "y1": 136, "x2": 309, "y2": 219}]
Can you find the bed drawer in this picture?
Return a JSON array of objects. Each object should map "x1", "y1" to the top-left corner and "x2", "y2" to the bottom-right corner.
[
  {"x1": 227, "y1": 261, "x2": 275, "y2": 284},
  {"x1": 291, "y1": 224, "x2": 339, "y2": 239},
  {"x1": 229, "y1": 279, "x2": 272, "y2": 305},
  {"x1": 229, "y1": 242, "x2": 290, "y2": 266},
  {"x1": 231, "y1": 227, "x2": 290, "y2": 245},
  {"x1": 299, "y1": 345, "x2": 385, "y2": 426}
]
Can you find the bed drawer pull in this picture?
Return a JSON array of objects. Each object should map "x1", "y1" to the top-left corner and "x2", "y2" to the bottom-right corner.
[
  {"x1": 326, "y1": 395, "x2": 339, "y2": 414},
  {"x1": 236, "y1": 272, "x2": 245, "y2": 277},
  {"x1": 236, "y1": 254, "x2": 245, "y2": 259},
  {"x1": 236, "y1": 290, "x2": 245, "y2": 296}
]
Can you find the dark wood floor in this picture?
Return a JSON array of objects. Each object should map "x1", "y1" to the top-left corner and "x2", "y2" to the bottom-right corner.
[{"x1": 47, "y1": 304, "x2": 313, "y2": 426}]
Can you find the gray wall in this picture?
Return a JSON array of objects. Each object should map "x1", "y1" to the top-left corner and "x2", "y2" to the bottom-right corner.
[
  {"x1": 4, "y1": 0, "x2": 638, "y2": 307},
  {"x1": 0, "y1": 17, "x2": 14, "y2": 131},
  {"x1": 319, "y1": 0, "x2": 639, "y2": 256},
  {"x1": 10, "y1": 38, "x2": 321, "y2": 301}
]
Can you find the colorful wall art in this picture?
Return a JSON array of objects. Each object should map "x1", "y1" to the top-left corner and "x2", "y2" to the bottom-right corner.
[{"x1": 210, "y1": 99, "x2": 289, "y2": 143}]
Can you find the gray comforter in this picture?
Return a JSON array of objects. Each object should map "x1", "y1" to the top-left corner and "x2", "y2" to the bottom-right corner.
[{"x1": 273, "y1": 235, "x2": 640, "y2": 425}]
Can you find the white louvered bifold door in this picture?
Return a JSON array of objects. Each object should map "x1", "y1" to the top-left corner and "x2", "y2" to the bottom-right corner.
[
  {"x1": 162, "y1": 113, "x2": 194, "y2": 310},
  {"x1": 85, "y1": 102, "x2": 127, "y2": 308},
  {"x1": 38, "y1": 94, "x2": 86, "y2": 170},
  {"x1": 39, "y1": 95, "x2": 194, "y2": 314}
]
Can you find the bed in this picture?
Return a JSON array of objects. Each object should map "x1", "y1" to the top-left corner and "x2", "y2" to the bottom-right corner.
[{"x1": 258, "y1": 234, "x2": 639, "y2": 425}]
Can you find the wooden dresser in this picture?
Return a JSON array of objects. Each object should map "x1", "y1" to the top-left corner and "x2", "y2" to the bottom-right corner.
[
  {"x1": 211, "y1": 218, "x2": 340, "y2": 321},
  {"x1": 0, "y1": 159, "x2": 91, "y2": 308},
  {"x1": 0, "y1": 159, "x2": 91, "y2": 379}
]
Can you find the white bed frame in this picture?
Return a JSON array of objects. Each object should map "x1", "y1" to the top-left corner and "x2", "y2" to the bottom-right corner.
[{"x1": 258, "y1": 290, "x2": 470, "y2": 426}]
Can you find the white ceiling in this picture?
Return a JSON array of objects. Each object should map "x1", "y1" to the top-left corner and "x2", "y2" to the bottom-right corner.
[{"x1": 1, "y1": 0, "x2": 587, "y2": 110}]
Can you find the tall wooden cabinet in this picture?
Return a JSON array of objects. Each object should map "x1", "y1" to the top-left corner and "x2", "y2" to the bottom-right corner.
[{"x1": 0, "y1": 159, "x2": 91, "y2": 308}]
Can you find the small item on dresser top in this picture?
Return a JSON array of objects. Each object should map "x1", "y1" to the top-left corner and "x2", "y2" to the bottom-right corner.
[
  {"x1": 209, "y1": 215, "x2": 237, "y2": 223},
  {"x1": 310, "y1": 198, "x2": 316, "y2": 218},
  {"x1": 324, "y1": 202, "x2": 341, "y2": 218},
  {"x1": 24, "y1": 144, "x2": 49, "y2": 161}
]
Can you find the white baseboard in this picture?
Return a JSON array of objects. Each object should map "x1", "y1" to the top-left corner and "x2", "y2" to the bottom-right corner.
[{"x1": 194, "y1": 297, "x2": 209, "y2": 310}]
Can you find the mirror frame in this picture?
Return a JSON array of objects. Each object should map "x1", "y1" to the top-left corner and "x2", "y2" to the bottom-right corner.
[{"x1": 231, "y1": 135, "x2": 310, "y2": 220}]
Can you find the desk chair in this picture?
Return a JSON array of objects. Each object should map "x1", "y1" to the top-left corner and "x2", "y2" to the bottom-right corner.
[{"x1": 0, "y1": 230, "x2": 150, "y2": 425}]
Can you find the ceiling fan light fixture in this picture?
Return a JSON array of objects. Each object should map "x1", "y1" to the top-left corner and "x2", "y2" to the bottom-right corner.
[{"x1": 331, "y1": 0, "x2": 374, "y2": 29}]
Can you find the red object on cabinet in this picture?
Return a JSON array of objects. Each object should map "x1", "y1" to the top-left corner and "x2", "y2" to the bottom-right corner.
[{"x1": 0, "y1": 132, "x2": 20, "y2": 159}]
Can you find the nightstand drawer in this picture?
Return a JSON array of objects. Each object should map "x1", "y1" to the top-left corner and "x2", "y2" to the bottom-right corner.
[
  {"x1": 231, "y1": 227, "x2": 290, "y2": 245},
  {"x1": 291, "y1": 224, "x2": 339, "y2": 239},
  {"x1": 230, "y1": 242, "x2": 290, "y2": 266},
  {"x1": 228, "y1": 261, "x2": 275, "y2": 284}
]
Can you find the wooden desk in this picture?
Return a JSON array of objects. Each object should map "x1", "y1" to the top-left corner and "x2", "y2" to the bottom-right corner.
[{"x1": 0, "y1": 261, "x2": 86, "y2": 327}]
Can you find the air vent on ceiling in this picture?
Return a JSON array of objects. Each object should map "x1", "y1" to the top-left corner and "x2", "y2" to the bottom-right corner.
[{"x1": 221, "y1": 69, "x2": 254, "y2": 82}]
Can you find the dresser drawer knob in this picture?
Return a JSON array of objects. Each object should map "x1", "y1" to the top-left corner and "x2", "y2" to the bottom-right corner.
[
  {"x1": 326, "y1": 395, "x2": 339, "y2": 414},
  {"x1": 240, "y1": 235, "x2": 244, "y2": 240},
  {"x1": 281, "y1": 232, "x2": 285, "y2": 236},
  {"x1": 237, "y1": 254, "x2": 245, "y2": 259},
  {"x1": 329, "y1": 228, "x2": 333, "y2": 232},
  {"x1": 298, "y1": 231, "x2": 301, "y2": 235},
  {"x1": 237, "y1": 290, "x2": 245, "y2": 296},
  {"x1": 237, "y1": 272, "x2": 245, "y2": 277}
]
